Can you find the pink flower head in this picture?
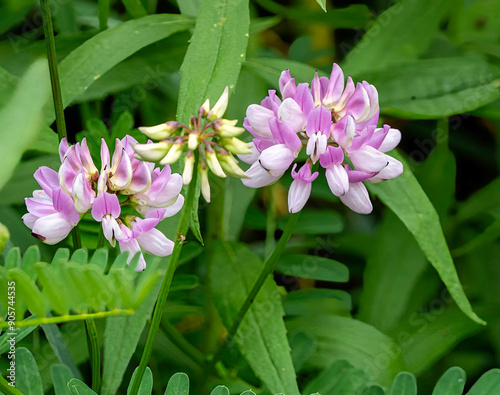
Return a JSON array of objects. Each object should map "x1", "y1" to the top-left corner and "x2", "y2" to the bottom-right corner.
[
  {"x1": 24, "y1": 137, "x2": 184, "y2": 268},
  {"x1": 240, "y1": 63, "x2": 403, "y2": 214}
]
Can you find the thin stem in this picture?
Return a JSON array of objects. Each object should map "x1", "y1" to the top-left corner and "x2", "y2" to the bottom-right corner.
[
  {"x1": 0, "y1": 376, "x2": 23, "y2": 395},
  {"x1": 40, "y1": 0, "x2": 67, "y2": 141},
  {"x1": 85, "y1": 319, "x2": 101, "y2": 393},
  {"x1": 129, "y1": 163, "x2": 199, "y2": 395},
  {"x1": 72, "y1": 225, "x2": 82, "y2": 249},
  {"x1": 210, "y1": 212, "x2": 300, "y2": 366}
]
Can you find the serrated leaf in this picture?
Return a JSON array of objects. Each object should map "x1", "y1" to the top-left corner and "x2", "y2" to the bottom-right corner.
[
  {"x1": 210, "y1": 242, "x2": 300, "y2": 395},
  {"x1": 127, "y1": 366, "x2": 153, "y2": 395},
  {"x1": 367, "y1": 151, "x2": 485, "y2": 325},
  {"x1": 432, "y1": 367, "x2": 466, "y2": 395},
  {"x1": 164, "y1": 372, "x2": 190, "y2": 395},
  {"x1": 177, "y1": 0, "x2": 250, "y2": 123},
  {"x1": 389, "y1": 373, "x2": 416, "y2": 395},
  {"x1": 17, "y1": 347, "x2": 43, "y2": 395},
  {"x1": 276, "y1": 254, "x2": 348, "y2": 283}
]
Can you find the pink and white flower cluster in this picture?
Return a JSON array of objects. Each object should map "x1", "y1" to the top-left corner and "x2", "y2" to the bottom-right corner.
[
  {"x1": 23, "y1": 136, "x2": 184, "y2": 271},
  {"x1": 240, "y1": 64, "x2": 403, "y2": 214}
]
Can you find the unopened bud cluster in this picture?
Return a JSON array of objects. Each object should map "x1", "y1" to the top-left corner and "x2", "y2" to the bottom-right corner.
[{"x1": 133, "y1": 87, "x2": 250, "y2": 202}]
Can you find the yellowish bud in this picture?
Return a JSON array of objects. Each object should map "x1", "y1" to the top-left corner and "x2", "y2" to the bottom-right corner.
[
  {"x1": 133, "y1": 142, "x2": 171, "y2": 162},
  {"x1": 188, "y1": 132, "x2": 199, "y2": 151},
  {"x1": 205, "y1": 149, "x2": 226, "y2": 178},
  {"x1": 220, "y1": 137, "x2": 252, "y2": 155},
  {"x1": 208, "y1": 86, "x2": 229, "y2": 120},
  {"x1": 215, "y1": 119, "x2": 246, "y2": 137},
  {"x1": 182, "y1": 152, "x2": 195, "y2": 185},
  {"x1": 218, "y1": 154, "x2": 248, "y2": 179},
  {"x1": 200, "y1": 165, "x2": 211, "y2": 203},
  {"x1": 160, "y1": 143, "x2": 183, "y2": 165}
]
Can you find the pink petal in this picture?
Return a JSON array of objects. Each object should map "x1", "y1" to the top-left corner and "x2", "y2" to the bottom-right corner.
[
  {"x1": 246, "y1": 105, "x2": 274, "y2": 138},
  {"x1": 349, "y1": 145, "x2": 389, "y2": 173},
  {"x1": 326, "y1": 164, "x2": 349, "y2": 196},
  {"x1": 34, "y1": 166, "x2": 60, "y2": 196},
  {"x1": 369, "y1": 156, "x2": 403, "y2": 182},
  {"x1": 242, "y1": 161, "x2": 282, "y2": 188},
  {"x1": 259, "y1": 144, "x2": 296, "y2": 172},
  {"x1": 288, "y1": 179, "x2": 312, "y2": 213},
  {"x1": 339, "y1": 182, "x2": 373, "y2": 214},
  {"x1": 137, "y1": 228, "x2": 174, "y2": 257},
  {"x1": 51, "y1": 188, "x2": 80, "y2": 224},
  {"x1": 379, "y1": 128, "x2": 402, "y2": 153},
  {"x1": 31, "y1": 213, "x2": 74, "y2": 244},
  {"x1": 278, "y1": 98, "x2": 306, "y2": 133},
  {"x1": 91, "y1": 192, "x2": 120, "y2": 221}
]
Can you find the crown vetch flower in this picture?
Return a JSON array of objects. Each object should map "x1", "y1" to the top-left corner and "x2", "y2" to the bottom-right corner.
[
  {"x1": 23, "y1": 136, "x2": 183, "y2": 270},
  {"x1": 240, "y1": 63, "x2": 403, "y2": 214},
  {"x1": 133, "y1": 87, "x2": 250, "y2": 203}
]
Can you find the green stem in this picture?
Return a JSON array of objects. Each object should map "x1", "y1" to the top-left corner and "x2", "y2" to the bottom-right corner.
[
  {"x1": 161, "y1": 320, "x2": 205, "y2": 365},
  {"x1": 210, "y1": 212, "x2": 300, "y2": 365},
  {"x1": 0, "y1": 376, "x2": 23, "y2": 395},
  {"x1": 128, "y1": 165, "x2": 200, "y2": 395},
  {"x1": 72, "y1": 225, "x2": 82, "y2": 249},
  {"x1": 40, "y1": 0, "x2": 67, "y2": 141},
  {"x1": 85, "y1": 319, "x2": 101, "y2": 393}
]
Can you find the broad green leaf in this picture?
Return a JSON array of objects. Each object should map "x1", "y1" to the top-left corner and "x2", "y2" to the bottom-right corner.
[
  {"x1": 164, "y1": 372, "x2": 190, "y2": 395},
  {"x1": 16, "y1": 347, "x2": 43, "y2": 395},
  {"x1": 67, "y1": 379, "x2": 98, "y2": 395},
  {"x1": 361, "y1": 57, "x2": 500, "y2": 119},
  {"x1": 456, "y1": 177, "x2": 500, "y2": 223},
  {"x1": 177, "y1": 0, "x2": 250, "y2": 123},
  {"x1": 432, "y1": 367, "x2": 466, "y2": 395},
  {"x1": 280, "y1": 210, "x2": 343, "y2": 234},
  {"x1": 367, "y1": 151, "x2": 485, "y2": 325},
  {"x1": 342, "y1": 0, "x2": 452, "y2": 75},
  {"x1": 276, "y1": 254, "x2": 348, "y2": 283},
  {"x1": 223, "y1": 178, "x2": 256, "y2": 241},
  {"x1": 286, "y1": 315, "x2": 406, "y2": 386},
  {"x1": 289, "y1": 331, "x2": 316, "y2": 373},
  {"x1": 0, "y1": 59, "x2": 51, "y2": 191},
  {"x1": 51, "y1": 364, "x2": 75, "y2": 395},
  {"x1": 302, "y1": 360, "x2": 369, "y2": 395},
  {"x1": 363, "y1": 386, "x2": 386, "y2": 395},
  {"x1": 171, "y1": 274, "x2": 199, "y2": 291},
  {"x1": 210, "y1": 242, "x2": 300, "y2": 395},
  {"x1": 101, "y1": 272, "x2": 161, "y2": 395},
  {"x1": 400, "y1": 307, "x2": 483, "y2": 375},
  {"x1": 240, "y1": 391, "x2": 256, "y2": 395},
  {"x1": 211, "y1": 386, "x2": 230, "y2": 395},
  {"x1": 388, "y1": 373, "x2": 416, "y2": 395},
  {"x1": 177, "y1": 0, "x2": 202, "y2": 16},
  {"x1": 467, "y1": 369, "x2": 500, "y2": 395},
  {"x1": 453, "y1": 217, "x2": 500, "y2": 257},
  {"x1": 54, "y1": 14, "x2": 193, "y2": 121},
  {"x1": 358, "y1": 211, "x2": 427, "y2": 333},
  {"x1": 127, "y1": 367, "x2": 153, "y2": 395},
  {"x1": 0, "y1": 0, "x2": 34, "y2": 35}
]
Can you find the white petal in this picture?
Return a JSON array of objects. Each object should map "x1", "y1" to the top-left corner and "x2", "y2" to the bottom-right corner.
[{"x1": 339, "y1": 182, "x2": 373, "y2": 214}]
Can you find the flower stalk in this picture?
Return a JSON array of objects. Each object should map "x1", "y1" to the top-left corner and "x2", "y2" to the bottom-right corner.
[
  {"x1": 128, "y1": 158, "x2": 199, "y2": 395},
  {"x1": 85, "y1": 319, "x2": 101, "y2": 393},
  {"x1": 210, "y1": 211, "x2": 300, "y2": 366},
  {"x1": 40, "y1": 0, "x2": 66, "y2": 141}
]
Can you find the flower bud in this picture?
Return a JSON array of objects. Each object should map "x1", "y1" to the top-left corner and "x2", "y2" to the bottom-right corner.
[
  {"x1": 133, "y1": 142, "x2": 171, "y2": 162},
  {"x1": 199, "y1": 164, "x2": 211, "y2": 203},
  {"x1": 218, "y1": 154, "x2": 248, "y2": 179},
  {"x1": 207, "y1": 86, "x2": 229, "y2": 120},
  {"x1": 199, "y1": 99, "x2": 210, "y2": 117},
  {"x1": 160, "y1": 143, "x2": 183, "y2": 165},
  {"x1": 213, "y1": 119, "x2": 245, "y2": 137},
  {"x1": 182, "y1": 152, "x2": 195, "y2": 185},
  {"x1": 205, "y1": 148, "x2": 226, "y2": 178},
  {"x1": 0, "y1": 223, "x2": 10, "y2": 254},
  {"x1": 188, "y1": 132, "x2": 199, "y2": 151},
  {"x1": 138, "y1": 121, "x2": 181, "y2": 140},
  {"x1": 220, "y1": 137, "x2": 252, "y2": 155}
]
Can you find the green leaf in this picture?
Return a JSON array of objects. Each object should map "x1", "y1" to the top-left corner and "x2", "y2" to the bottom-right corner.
[
  {"x1": 122, "y1": 0, "x2": 147, "y2": 18},
  {"x1": 42, "y1": 323, "x2": 81, "y2": 380},
  {"x1": 189, "y1": 179, "x2": 204, "y2": 245},
  {"x1": 21, "y1": 245, "x2": 41, "y2": 280},
  {"x1": 400, "y1": 307, "x2": 483, "y2": 375},
  {"x1": 284, "y1": 289, "x2": 351, "y2": 317},
  {"x1": 358, "y1": 211, "x2": 427, "y2": 333},
  {"x1": 467, "y1": 369, "x2": 500, "y2": 395},
  {"x1": 432, "y1": 367, "x2": 466, "y2": 395},
  {"x1": 210, "y1": 242, "x2": 300, "y2": 395},
  {"x1": 0, "y1": 316, "x2": 37, "y2": 354},
  {"x1": 9, "y1": 268, "x2": 46, "y2": 318},
  {"x1": 361, "y1": 57, "x2": 500, "y2": 119},
  {"x1": 388, "y1": 373, "x2": 416, "y2": 395},
  {"x1": 302, "y1": 360, "x2": 369, "y2": 395},
  {"x1": 171, "y1": 274, "x2": 199, "y2": 291},
  {"x1": 280, "y1": 210, "x2": 343, "y2": 234},
  {"x1": 223, "y1": 178, "x2": 256, "y2": 241},
  {"x1": 177, "y1": 0, "x2": 250, "y2": 123},
  {"x1": 210, "y1": 386, "x2": 230, "y2": 395},
  {"x1": 315, "y1": 0, "x2": 326, "y2": 12},
  {"x1": 456, "y1": 177, "x2": 500, "y2": 223},
  {"x1": 276, "y1": 254, "x2": 348, "y2": 283},
  {"x1": 164, "y1": 372, "x2": 190, "y2": 395},
  {"x1": 101, "y1": 272, "x2": 161, "y2": 395},
  {"x1": 54, "y1": 14, "x2": 193, "y2": 122},
  {"x1": 289, "y1": 331, "x2": 316, "y2": 373},
  {"x1": 67, "y1": 378, "x2": 98, "y2": 395},
  {"x1": 0, "y1": 59, "x2": 51, "y2": 191},
  {"x1": 286, "y1": 315, "x2": 406, "y2": 387},
  {"x1": 363, "y1": 386, "x2": 386, "y2": 395},
  {"x1": 51, "y1": 364, "x2": 75, "y2": 395},
  {"x1": 16, "y1": 347, "x2": 43, "y2": 395},
  {"x1": 342, "y1": 0, "x2": 453, "y2": 75},
  {"x1": 240, "y1": 391, "x2": 256, "y2": 395},
  {"x1": 367, "y1": 151, "x2": 485, "y2": 325},
  {"x1": 5, "y1": 247, "x2": 21, "y2": 269},
  {"x1": 127, "y1": 366, "x2": 153, "y2": 395}
]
